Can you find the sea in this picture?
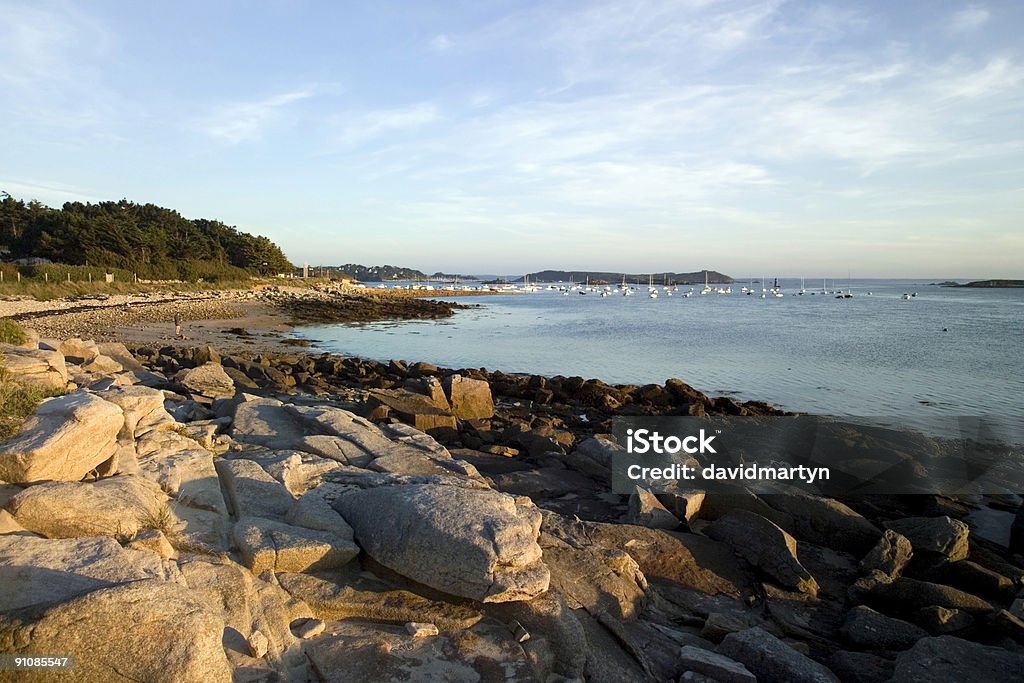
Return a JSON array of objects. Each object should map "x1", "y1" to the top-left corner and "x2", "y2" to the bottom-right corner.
[{"x1": 292, "y1": 278, "x2": 1024, "y2": 435}]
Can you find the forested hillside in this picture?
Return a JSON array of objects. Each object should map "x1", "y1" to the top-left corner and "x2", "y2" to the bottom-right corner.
[{"x1": 0, "y1": 193, "x2": 293, "y2": 281}]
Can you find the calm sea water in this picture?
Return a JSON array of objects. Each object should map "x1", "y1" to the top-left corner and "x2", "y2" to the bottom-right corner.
[{"x1": 293, "y1": 279, "x2": 1024, "y2": 423}]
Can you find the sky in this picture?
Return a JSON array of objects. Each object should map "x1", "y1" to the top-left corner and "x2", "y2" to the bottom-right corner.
[{"x1": 1, "y1": 1, "x2": 1022, "y2": 278}]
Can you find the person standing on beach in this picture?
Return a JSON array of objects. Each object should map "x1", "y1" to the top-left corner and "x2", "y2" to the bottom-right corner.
[{"x1": 174, "y1": 313, "x2": 182, "y2": 338}]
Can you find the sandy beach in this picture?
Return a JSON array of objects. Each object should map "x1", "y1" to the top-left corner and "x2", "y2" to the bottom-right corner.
[{"x1": 0, "y1": 283, "x2": 496, "y2": 354}]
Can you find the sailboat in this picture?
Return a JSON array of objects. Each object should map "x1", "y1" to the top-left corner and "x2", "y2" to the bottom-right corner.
[{"x1": 798, "y1": 277, "x2": 806, "y2": 295}]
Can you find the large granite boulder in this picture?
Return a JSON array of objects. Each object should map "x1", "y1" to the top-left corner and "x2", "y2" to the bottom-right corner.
[
  {"x1": 442, "y1": 374, "x2": 495, "y2": 420},
  {"x1": 232, "y1": 516, "x2": 359, "y2": 574},
  {"x1": 840, "y1": 605, "x2": 928, "y2": 650},
  {"x1": 95, "y1": 384, "x2": 174, "y2": 440},
  {"x1": 174, "y1": 362, "x2": 235, "y2": 399},
  {"x1": 230, "y1": 397, "x2": 307, "y2": 448},
  {"x1": 366, "y1": 389, "x2": 458, "y2": 437},
  {"x1": 885, "y1": 516, "x2": 970, "y2": 563},
  {"x1": 0, "y1": 343, "x2": 68, "y2": 390},
  {"x1": 706, "y1": 509, "x2": 820, "y2": 597},
  {"x1": 0, "y1": 535, "x2": 177, "y2": 611},
  {"x1": 0, "y1": 579, "x2": 232, "y2": 682},
  {"x1": 762, "y1": 491, "x2": 881, "y2": 555},
  {"x1": 889, "y1": 635, "x2": 1024, "y2": 682},
  {"x1": 718, "y1": 627, "x2": 840, "y2": 683},
  {"x1": 4, "y1": 474, "x2": 171, "y2": 540},
  {"x1": 215, "y1": 458, "x2": 294, "y2": 520},
  {"x1": 861, "y1": 529, "x2": 914, "y2": 578},
  {"x1": 0, "y1": 392, "x2": 123, "y2": 483},
  {"x1": 333, "y1": 482, "x2": 549, "y2": 603},
  {"x1": 57, "y1": 337, "x2": 100, "y2": 364}
]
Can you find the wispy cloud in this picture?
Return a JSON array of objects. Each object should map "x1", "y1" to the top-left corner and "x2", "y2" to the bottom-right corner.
[
  {"x1": 949, "y1": 5, "x2": 990, "y2": 33},
  {"x1": 0, "y1": 179, "x2": 99, "y2": 205},
  {"x1": 198, "y1": 89, "x2": 319, "y2": 144},
  {"x1": 331, "y1": 103, "x2": 440, "y2": 147}
]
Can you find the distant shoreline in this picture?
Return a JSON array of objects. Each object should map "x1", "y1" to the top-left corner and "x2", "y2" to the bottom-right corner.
[{"x1": 937, "y1": 279, "x2": 1024, "y2": 288}]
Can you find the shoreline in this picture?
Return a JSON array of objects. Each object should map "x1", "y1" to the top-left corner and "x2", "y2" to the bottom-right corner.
[
  {"x1": 3, "y1": 296, "x2": 1024, "y2": 681},
  {"x1": 0, "y1": 284, "x2": 498, "y2": 355}
]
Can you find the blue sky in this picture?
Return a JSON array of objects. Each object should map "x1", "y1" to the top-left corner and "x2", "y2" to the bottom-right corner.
[{"x1": 1, "y1": 1, "x2": 1022, "y2": 277}]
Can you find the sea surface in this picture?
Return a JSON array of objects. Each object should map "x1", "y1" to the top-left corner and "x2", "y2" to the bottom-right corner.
[{"x1": 293, "y1": 279, "x2": 1024, "y2": 427}]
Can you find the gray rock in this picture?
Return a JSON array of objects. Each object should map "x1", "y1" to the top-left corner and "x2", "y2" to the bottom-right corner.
[
  {"x1": 0, "y1": 579, "x2": 232, "y2": 682},
  {"x1": 541, "y1": 510, "x2": 748, "y2": 597},
  {"x1": 285, "y1": 483, "x2": 356, "y2": 538},
  {"x1": 294, "y1": 434, "x2": 374, "y2": 467},
  {"x1": 233, "y1": 516, "x2": 359, "y2": 574},
  {"x1": 840, "y1": 605, "x2": 928, "y2": 649},
  {"x1": 95, "y1": 384, "x2": 172, "y2": 440},
  {"x1": 889, "y1": 636, "x2": 1024, "y2": 682},
  {"x1": 718, "y1": 627, "x2": 840, "y2": 683},
  {"x1": 174, "y1": 362, "x2": 236, "y2": 399},
  {"x1": 762, "y1": 491, "x2": 881, "y2": 555},
  {"x1": 885, "y1": 516, "x2": 970, "y2": 562},
  {"x1": 334, "y1": 483, "x2": 549, "y2": 603},
  {"x1": 0, "y1": 535, "x2": 176, "y2": 611},
  {"x1": 706, "y1": 509, "x2": 819, "y2": 596},
  {"x1": 489, "y1": 467, "x2": 596, "y2": 499},
  {"x1": 136, "y1": 432, "x2": 227, "y2": 514},
  {"x1": 861, "y1": 529, "x2": 913, "y2": 578},
  {"x1": 868, "y1": 576, "x2": 992, "y2": 615},
  {"x1": 912, "y1": 605, "x2": 973, "y2": 634},
  {"x1": 230, "y1": 397, "x2": 307, "y2": 448},
  {"x1": 179, "y1": 558, "x2": 311, "y2": 677},
  {"x1": 5, "y1": 474, "x2": 171, "y2": 540},
  {"x1": 215, "y1": 458, "x2": 294, "y2": 520},
  {"x1": 541, "y1": 531, "x2": 647, "y2": 620},
  {"x1": 262, "y1": 450, "x2": 340, "y2": 496},
  {"x1": 827, "y1": 650, "x2": 893, "y2": 683},
  {"x1": 626, "y1": 486, "x2": 681, "y2": 529},
  {"x1": 0, "y1": 392, "x2": 123, "y2": 483},
  {"x1": 566, "y1": 437, "x2": 622, "y2": 480},
  {"x1": 678, "y1": 645, "x2": 756, "y2": 683}
]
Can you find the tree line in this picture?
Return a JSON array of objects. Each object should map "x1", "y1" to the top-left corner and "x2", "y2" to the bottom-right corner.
[{"x1": 0, "y1": 193, "x2": 293, "y2": 281}]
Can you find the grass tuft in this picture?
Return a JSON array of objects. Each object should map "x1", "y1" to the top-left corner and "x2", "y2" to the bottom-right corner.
[
  {"x1": 0, "y1": 318, "x2": 26, "y2": 345},
  {"x1": 0, "y1": 357, "x2": 48, "y2": 441}
]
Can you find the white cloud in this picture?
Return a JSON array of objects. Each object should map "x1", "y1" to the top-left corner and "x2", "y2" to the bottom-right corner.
[
  {"x1": 949, "y1": 5, "x2": 990, "y2": 33},
  {"x1": 429, "y1": 34, "x2": 453, "y2": 52},
  {"x1": 198, "y1": 89, "x2": 317, "y2": 144},
  {"x1": 940, "y1": 57, "x2": 1022, "y2": 98},
  {"x1": 332, "y1": 103, "x2": 440, "y2": 147},
  {"x1": 0, "y1": 179, "x2": 99, "y2": 205}
]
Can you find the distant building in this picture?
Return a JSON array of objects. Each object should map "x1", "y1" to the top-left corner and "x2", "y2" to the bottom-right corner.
[{"x1": 11, "y1": 256, "x2": 52, "y2": 266}]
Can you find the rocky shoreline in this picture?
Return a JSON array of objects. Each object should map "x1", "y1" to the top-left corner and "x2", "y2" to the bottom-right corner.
[{"x1": 2, "y1": 310, "x2": 1024, "y2": 681}]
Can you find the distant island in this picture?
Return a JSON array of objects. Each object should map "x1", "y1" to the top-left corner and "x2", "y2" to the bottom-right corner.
[
  {"x1": 520, "y1": 269, "x2": 733, "y2": 285},
  {"x1": 946, "y1": 279, "x2": 1024, "y2": 288}
]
